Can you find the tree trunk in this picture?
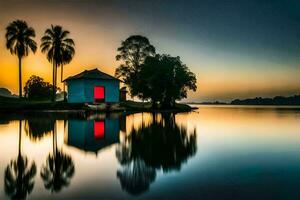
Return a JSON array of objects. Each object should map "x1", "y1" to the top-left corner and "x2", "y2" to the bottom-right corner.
[
  {"x1": 151, "y1": 101, "x2": 158, "y2": 109},
  {"x1": 52, "y1": 62, "x2": 55, "y2": 102},
  {"x1": 18, "y1": 57, "x2": 22, "y2": 98},
  {"x1": 61, "y1": 65, "x2": 66, "y2": 101},
  {"x1": 61, "y1": 64, "x2": 63, "y2": 83},
  {"x1": 52, "y1": 62, "x2": 58, "y2": 102}
]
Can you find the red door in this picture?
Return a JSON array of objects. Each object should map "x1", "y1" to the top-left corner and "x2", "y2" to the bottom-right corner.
[
  {"x1": 94, "y1": 86, "x2": 105, "y2": 102},
  {"x1": 94, "y1": 121, "x2": 105, "y2": 139}
]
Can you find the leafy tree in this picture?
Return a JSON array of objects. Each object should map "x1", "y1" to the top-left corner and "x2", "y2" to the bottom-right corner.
[
  {"x1": 5, "y1": 20, "x2": 37, "y2": 98},
  {"x1": 115, "y1": 35, "x2": 156, "y2": 98},
  {"x1": 41, "y1": 25, "x2": 75, "y2": 102},
  {"x1": 24, "y1": 75, "x2": 56, "y2": 100},
  {"x1": 139, "y1": 54, "x2": 197, "y2": 108}
]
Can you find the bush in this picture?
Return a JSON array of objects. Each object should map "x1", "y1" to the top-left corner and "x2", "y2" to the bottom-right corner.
[{"x1": 24, "y1": 75, "x2": 56, "y2": 100}]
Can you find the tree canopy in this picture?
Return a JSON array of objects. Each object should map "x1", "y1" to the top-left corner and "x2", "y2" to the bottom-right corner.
[
  {"x1": 5, "y1": 20, "x2": 37, "y2": 98},
  {"x1": 5, "y1": 20, "x2": 37, "y2": 59},
  {"x1": 41, "y1": 25, "x2": 75, "y2": 101},
  {"x1": 141, "y1": 54, "x2": 197, "y2": 108},
  {"x1": 115, "y1": 36, "x2": 197, "y2": 108},
  {"x1": 24, "y1": 75, "x2": 56, "y2": 100},
  {"x1": 115, "y1": 35, "x2": 156, "y2": 98}
]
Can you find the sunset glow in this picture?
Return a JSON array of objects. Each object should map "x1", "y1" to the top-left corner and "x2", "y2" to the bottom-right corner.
[{"x1": 1, "y1": 0, "x2": 300, "y2": 102}]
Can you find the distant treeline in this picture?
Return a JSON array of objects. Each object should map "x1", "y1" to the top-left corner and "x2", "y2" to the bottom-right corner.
[
  {"x1": 231, "y1": 95, "x2": 300, "y2": 105},
  {"x1": 197, "y1": 101, "x2": 227, "y2": 105}
]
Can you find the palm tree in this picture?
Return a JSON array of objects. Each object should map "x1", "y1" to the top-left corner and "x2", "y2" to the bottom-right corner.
[
  {"x1": 4, "y1": 120, "x2": 37, "y2": 199},
  {"x1": 40, "y1": 25, "x2": 75, "y2": 101},
  {"x1": 5, "y1": 20, "x2": 37, "y2": 98},
  {"x1": 40, "y1": 121, "x2": 75, "y2": 192},
  {"x1": 61, "y1": 49, "x2": 74, "y2": 101}
]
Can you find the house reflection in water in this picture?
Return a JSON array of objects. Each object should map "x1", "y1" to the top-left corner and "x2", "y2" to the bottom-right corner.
[{"x1": 66, "y1": 113, "x2": 125, "y2": 155}]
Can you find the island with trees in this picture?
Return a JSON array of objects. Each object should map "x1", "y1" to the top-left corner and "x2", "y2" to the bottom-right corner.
[{"x1": 231, "y1": 95, "x2": 300, "y2": 105}]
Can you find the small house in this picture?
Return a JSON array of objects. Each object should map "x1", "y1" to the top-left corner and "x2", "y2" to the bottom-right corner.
[{"x1": 64, "y1": 68, "x2": 121, "y2": 103}]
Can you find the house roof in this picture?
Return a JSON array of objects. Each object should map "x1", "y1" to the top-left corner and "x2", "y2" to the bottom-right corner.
[{"x1": 64, "y1": 68, "x2": 121, "y2": 82}]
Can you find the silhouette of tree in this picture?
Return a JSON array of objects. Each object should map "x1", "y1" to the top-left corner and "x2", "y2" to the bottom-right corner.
[
  {"x1": 24, "y1": 75, "x2": 56, "y2": 100},
  {"x1": 115, "y1": 35, "x2": 156, "y2": 98},
  {"x1": 40, "y1": 122, "x2": 75, "y2": 193},
  {"x1": 116, "y1": 113, "x2": 197, "y2": 195},
  {"x1": 139, "y1": 55, "x2": 197, "y2": 108},
  {"x1": 4, "y1": 120, "x2": 37, "y2": 199},
  {"x1": 5, "y1": 20, "x2": 37, "y2": 98},
  {"x1": 25, "y1": 118, "x2": 55, "y2": 141},
  {"x1": 41, "y1": 25, "x2": 75, "y2": 102}
]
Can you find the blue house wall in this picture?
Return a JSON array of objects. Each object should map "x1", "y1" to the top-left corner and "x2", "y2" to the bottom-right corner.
[
  {"x1": 67, "y1": 80, "x2": 86, "y2": 103},
  {"x1": 67, "y1": 79, "x2": 120, "y2": 103}
]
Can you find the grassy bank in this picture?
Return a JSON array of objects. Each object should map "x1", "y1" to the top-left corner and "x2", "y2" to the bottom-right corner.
[
  {"x1": 0, "y1": 96, "x2": 193, "y2": 113},
  {"x1": 0, "y1": 96, "x2": 85, "y2": 111}
]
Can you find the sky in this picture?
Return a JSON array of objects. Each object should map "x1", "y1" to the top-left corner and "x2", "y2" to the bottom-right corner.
[{"x1": 0, "y1": 0, "x2": 300, "y2": 102}]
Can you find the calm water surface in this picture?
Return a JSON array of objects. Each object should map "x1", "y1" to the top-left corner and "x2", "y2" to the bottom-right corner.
[{"x1": 1, "y1": 105, "x2": 300, "y2": 200}]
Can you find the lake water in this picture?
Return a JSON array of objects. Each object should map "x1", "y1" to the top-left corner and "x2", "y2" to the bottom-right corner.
[{"x1": 1, "y1": 105, "x2": 300, "y2": 200}]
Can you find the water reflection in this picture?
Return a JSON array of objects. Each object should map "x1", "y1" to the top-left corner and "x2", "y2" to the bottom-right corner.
[
  {"x1": 116, "y1": 113, "x2": 197, "y2": 195},
  {"x1": 40, "y1": 121, "x2": 75, "y2": 193},
  {"x1": 1, "y1": 110, "x2": 198, "y2": 199},
  {"x1": 67, "y1": 113, "x2": 122, "y2": 155},
  {"x1": 4, "y1": 120, "x2": 37, "y2": 199},
  {"x1": 117, "y1": 159, "x2": 156, "y2": 196},
  {"x1": 25, "y1": 118, "x2": 55, "y2": 141}
]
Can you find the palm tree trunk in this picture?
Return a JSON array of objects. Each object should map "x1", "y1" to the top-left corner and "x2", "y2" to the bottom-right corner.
[
  {"x1": 52, "y1": 61, "x2": 55, "y2": 102},
  {"x1": 61, "y1": 65, "x2": 66, "y2": 101},
  {"x1": 52, "y1": 61, "x2": 58, "y2": 102},
  {"x1": 18, "y1": 56, "x2": 22, "y2": 98},
  {"x1": 61, "y1": 65, "x2": 63, "y2": 82}
]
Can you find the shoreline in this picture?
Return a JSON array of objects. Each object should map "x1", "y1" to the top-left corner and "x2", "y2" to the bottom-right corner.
[{"x1": 0, "y1": 100, "x2": 194, "y2": 114}]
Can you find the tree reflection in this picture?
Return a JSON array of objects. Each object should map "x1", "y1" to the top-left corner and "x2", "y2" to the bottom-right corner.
[
  {"x1": 117, "y1": 158, "x2": 156, "y2": 196},
  {"x1": 25, "y1": 118, "x2": 55, "y2": 141},
  {"x1": 41, "y1": 121, "x2": 75, "y2": 193},
  {"x1": 4, "y1": 120, "x2": 37, "y2": 200},
  {"x1": 116, "y1": 113, "x2": 197, "y2": 195}
]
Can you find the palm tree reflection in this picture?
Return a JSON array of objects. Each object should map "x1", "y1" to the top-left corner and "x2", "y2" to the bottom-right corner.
[
  {"x1": 4, "y1": 120, "x2": 37, "y2": 199},
  {"x1": 40, "y1": 121, "x2": 75, "y2": 193},
  {"x1": 116, "y1": 113, "x2": 197, "y2": 195}
]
